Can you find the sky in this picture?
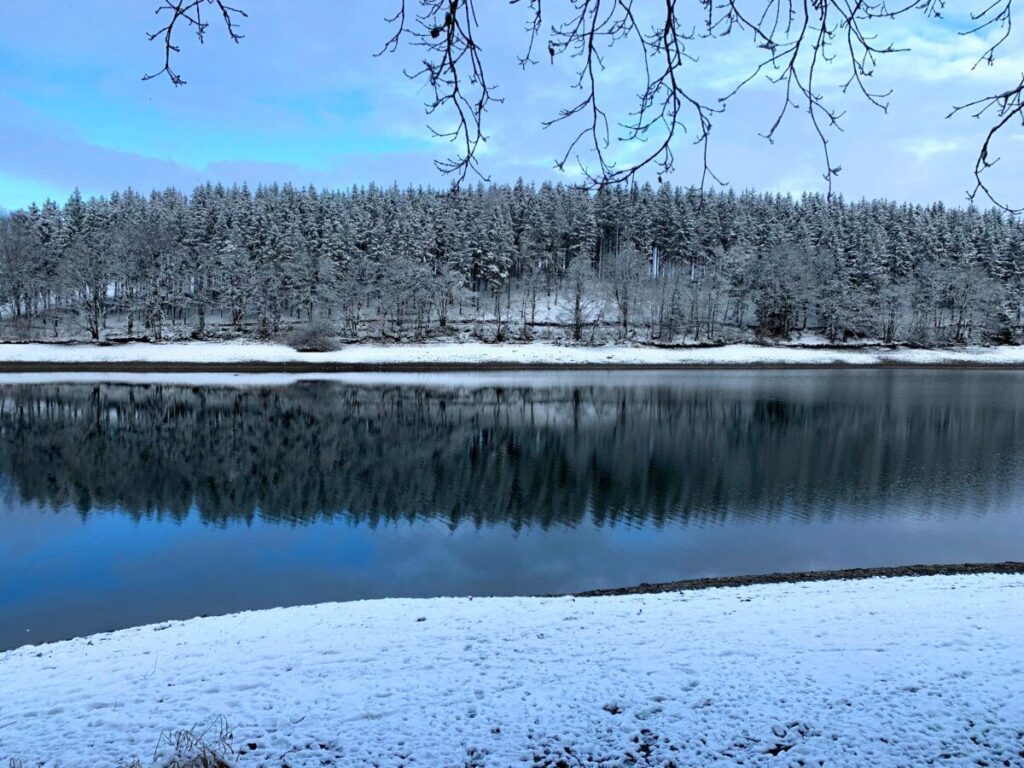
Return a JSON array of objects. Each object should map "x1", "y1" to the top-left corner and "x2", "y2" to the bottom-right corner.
[{"x1": 0, "y1": 1, "x2": 1021, "y2": 211}]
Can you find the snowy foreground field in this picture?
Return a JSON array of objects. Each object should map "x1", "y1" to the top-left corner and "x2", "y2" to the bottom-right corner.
[
  {"x1": 4, "y1": 341, "x2": 1024, "y2": 368},
  {"x1": 2, "y1": 575, "x2": 1022, "y2": 767}
]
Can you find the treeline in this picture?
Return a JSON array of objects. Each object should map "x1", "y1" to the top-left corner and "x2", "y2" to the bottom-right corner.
[
  {"x1": 2, "y1": 379, "x2": 1022, "y2": 525},
  {"x1": 1, "y1": 182, "x2": 1023, "y2": 344}
]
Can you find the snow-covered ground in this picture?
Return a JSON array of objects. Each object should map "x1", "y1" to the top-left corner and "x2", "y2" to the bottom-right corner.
[
  {"x1": 2, "y1": 574, "x2": 1022, "y2": 767},
  {"x1": 4, "y1": 340, "x2": 1024, "y2": 367}
]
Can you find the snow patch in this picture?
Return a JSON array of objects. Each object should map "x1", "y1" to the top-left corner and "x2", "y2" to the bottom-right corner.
[{"x1": 1, "y1": 574, "x2": 1022, "y2": 767}]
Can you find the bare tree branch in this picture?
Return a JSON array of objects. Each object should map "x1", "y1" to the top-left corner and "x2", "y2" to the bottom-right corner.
[
  {"x1": 144, "y1": 0, "x2": 1021, "y2": 210},
  {"x1": 948, "y1": 74, "x2": 1024, "y2": 214},
  {"x1": 395, "y1": 0, "x2": 501, "y2": 185},
  {"x1": 144, "y1": 0, "x2": 246, "y2": 86}
]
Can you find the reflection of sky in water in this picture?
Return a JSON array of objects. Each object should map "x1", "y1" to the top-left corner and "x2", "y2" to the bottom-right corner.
[
  {"x1": 2, "y1": 491, "x2": 1023, "y2": 649},
  {"x1": 2, "y1": 369, "x2": 1024, "y2": 649}
]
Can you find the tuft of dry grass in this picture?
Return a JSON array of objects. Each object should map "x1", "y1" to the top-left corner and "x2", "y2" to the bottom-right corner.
[
  {"x1": 9, "y1": 717, "x2": 235, "y2": 768},
  {"x1": 151, "y1": 716, "x2": 235, "y2": 768}
]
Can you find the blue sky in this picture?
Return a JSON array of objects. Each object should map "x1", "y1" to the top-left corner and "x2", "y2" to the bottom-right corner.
[{"x1": 0, "y1": 1, "x2": 1021, "y2": 211}]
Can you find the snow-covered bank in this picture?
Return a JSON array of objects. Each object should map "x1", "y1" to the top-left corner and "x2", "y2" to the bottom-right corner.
[
  {"x1": 4, "y1": 340, "x2": 1024, "y2": 368},
  {"x1": 2, "y1": 574, "x2": 1022, "y2": 767}
]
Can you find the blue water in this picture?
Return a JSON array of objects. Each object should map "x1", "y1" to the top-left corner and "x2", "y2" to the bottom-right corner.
[{"x1": 2, "y1": 369, "x2": 1023, "y2": 649}]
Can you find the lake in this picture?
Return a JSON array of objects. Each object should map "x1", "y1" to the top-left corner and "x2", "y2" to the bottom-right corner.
[{"x1": 2, "y1": 369, "x2": 1023, "y2": 650}]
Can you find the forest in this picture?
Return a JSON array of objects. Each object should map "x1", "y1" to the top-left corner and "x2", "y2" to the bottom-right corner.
[{"x1": 1, "y1": 181, "x2": 1023, "y2": 346}]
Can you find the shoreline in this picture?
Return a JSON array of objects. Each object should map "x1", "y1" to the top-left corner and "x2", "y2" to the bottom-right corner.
[
  {"x1": 573, "y1": 560, "x2": 1024, "y2": 596},
  {"x1": 9, "y1": 562, "x2": 1022, "y2": 652},
  {"x1": 4, "y1": 340, "x2": 1024, "y2": 371},
  {"x1": 6, "y1": 360, "x2": 1024, "y2": 372}
]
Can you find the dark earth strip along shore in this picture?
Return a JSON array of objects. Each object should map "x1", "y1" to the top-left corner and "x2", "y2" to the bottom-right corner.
[
  {"x1": 571, "y1": 562, "x2": 1024, "y2": 597},
  {"x1": 4, "y1": 361, "x2": 1024, "y2": 373}
]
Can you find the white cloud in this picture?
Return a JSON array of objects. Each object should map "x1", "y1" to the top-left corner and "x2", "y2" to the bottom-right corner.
[
  {"x1": 769, "y1": 169, "x2": 824, "y2": 198},
  {"x1": 890, "y1": 33, "x2": 1024, "y2": 84},
  {"x1": 902, "y1": 138, "x2": 963, "y2": 162}
]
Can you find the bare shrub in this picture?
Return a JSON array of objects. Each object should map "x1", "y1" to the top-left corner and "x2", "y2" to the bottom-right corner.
[{"x1": 285, "y1": 322, "x2": 340, "y2": 352}]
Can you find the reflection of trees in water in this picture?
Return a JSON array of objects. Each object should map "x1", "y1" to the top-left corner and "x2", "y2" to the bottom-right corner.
[{"x1": 1, "y1": 378, "x2": 1023, "y2": 528}]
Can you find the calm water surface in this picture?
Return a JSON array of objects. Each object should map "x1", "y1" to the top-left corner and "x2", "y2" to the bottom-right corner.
[{"x1": 1, "y1": 369, "x2": 1023, "y2": 649}]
